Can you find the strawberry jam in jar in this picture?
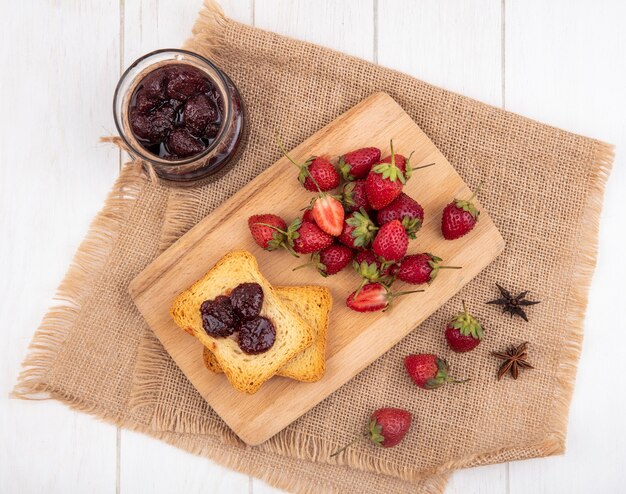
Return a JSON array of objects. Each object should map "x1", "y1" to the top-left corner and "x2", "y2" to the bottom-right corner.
[{"x1": 113, "y1": 49, "x2": 245, "y2": 183}]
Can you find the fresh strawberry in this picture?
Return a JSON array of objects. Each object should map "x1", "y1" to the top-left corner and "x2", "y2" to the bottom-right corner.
[
  {"x1": 296, "y1": 244, "x2": 353, "y2": 277},
  {"x1": 331, "y1": 407, "x2": 412, "y2": 457},
  {"x1": 338, "y1": 147, "x2": 381, "y2": 181},
  {"x1": 404, "y1": 354, "x2": 468, "y2": 389},
  {"x1": 346, "y1": 283, "x2": 422, "y2": 312},
  {"x1": 379, "y1": 152, "x2": 434, "y2": 181},
  {"x1": 353, "y1": 251, "x2": 395, "y2": 287},
  {"x1": 372, "y1": 220, "x2": 408, "y2": 261},
  {"x1": 365, "y1": 141, "x2": 406, "y2": 210},
  {"x1": 342, "y1": 180, "x2": 372, "y2": 213},
  {"x1": 303, "y1": 156, "x2": 340, "y2": 191},
  {"x1": 338, "y1": 210, "x2": 378, "y2": 249},
  {"x1": 367, "y1": 408, "x2": 412, "y2": 448},
  {"x1": 277, "y1": 135, "x2": 340, "y2": 192},
  {"x1": 445, "y1": 301, "x2": 484, "y2": 353},
  {"x1": 377, "y1": 193, "x2": 424, "y2": 239},
  {"x1": 311, "y1": 194, "x2": 344, "y2": 236},
  {"x1": 292, "y1": 221, "x2": 334, "y2": 254},
  {"x1": 396, "y1": 253, "x2": 461, "y2": 285},
  {"x1": 441, "y1": 185, "x2": 482, "y2": 240},
  {"x1": 302, "y1": 207, "x2": 315, "y2": 223},
  {"x1": 248, "y1": 214, "x2": 287, "y2": 251}
]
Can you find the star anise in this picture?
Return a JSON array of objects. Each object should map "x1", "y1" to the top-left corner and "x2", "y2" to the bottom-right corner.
[
  {"x1": 486, "y1": 283, "x2": 540, "y2": 321},
  {"x1": 492, "y1": 342, "x2": 534, "y2": 380}
]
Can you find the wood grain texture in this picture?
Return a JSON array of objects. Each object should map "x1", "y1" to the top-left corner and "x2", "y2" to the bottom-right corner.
[
  {"x1": 130, "y1": 92, "x2": 504, "y2": 445},
  {"x1": 0, "y1": 1, "x2": 120, "y2": 493}
]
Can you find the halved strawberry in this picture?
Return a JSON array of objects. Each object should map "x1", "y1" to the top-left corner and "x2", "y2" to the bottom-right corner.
[
  {"x1": 346, "y1": 283, "x2": 423, "y2": 312},
  {"x1": 311, "y1": 194, "x2": 345, "y2": 236}
]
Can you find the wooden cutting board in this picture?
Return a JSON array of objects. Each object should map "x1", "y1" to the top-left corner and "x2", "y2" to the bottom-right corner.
[{"x1": 129, "y1": 92, "x2": 504, "y2": 446}]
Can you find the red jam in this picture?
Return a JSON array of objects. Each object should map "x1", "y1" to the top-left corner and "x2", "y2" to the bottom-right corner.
[
  {"x1": 128, "y1": 65, "x2": 222, "y2": 160},
  {"x1": 199, "y1": 283, "x2": 275, "y2": 354}
]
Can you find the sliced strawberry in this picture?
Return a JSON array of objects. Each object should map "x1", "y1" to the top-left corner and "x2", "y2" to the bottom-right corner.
[
  {"x1": 312, "y1": 195, "x2": 345, "y2": 236},
  {"x1": 346, "y1": 282, "x2": 423, "y2": 312}
]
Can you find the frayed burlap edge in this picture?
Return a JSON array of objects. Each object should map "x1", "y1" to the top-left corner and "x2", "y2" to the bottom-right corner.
[
  {"x1": 141, "y1": 0, "x2": 617, "y2": 482},
  {"x1": 12, "y1": 162, "x2": 147, "y2": 401}
]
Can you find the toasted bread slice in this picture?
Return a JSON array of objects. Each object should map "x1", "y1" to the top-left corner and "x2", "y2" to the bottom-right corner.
[
  {"x1": 170, "y1": 251, "x2": 315, "y2": 394},
  {"x1": 203, "y1": 285, "x2": 331, "y2": 382}
]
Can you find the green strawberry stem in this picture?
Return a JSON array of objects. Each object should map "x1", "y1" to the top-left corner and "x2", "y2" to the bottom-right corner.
[
  {"x1": 255, "y1": 222, "x2": 300, "y2": 257},
  {"x1": 330, "y1": 436, "x2": 362, "y2": 458},
  {"x1": 438, "y1": 266, "x2": 462, "y2": 270},
  {"x1": 447, "y1": 376, "x2": 470, "y2": 384},
  {"x1": 467, "y1": 181, "x2": 484, "y2": 201},
  {"x1": 275, "y1": 131, "x2": 325, "y2": 194},
  {"x1": 292, "y1": 263, "x2": 314, "y2": 271},
  {"x1": 409, "y1": 162, "x2": 436, "y2": 172}
]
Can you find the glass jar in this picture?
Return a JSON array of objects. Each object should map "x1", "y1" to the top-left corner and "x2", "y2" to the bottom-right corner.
[{"x1": 113, "y1": 49, "x2": 245, "y2": 184}]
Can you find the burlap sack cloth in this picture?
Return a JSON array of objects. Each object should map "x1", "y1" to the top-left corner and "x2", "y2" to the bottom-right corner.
[{"x1": 14, "y1": 1, "x2": 614, "y2": 492}]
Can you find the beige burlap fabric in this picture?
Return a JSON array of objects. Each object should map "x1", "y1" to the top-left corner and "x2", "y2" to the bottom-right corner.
[{"x1": 15, "y1": 1, "x2": 613, "y2": 493}]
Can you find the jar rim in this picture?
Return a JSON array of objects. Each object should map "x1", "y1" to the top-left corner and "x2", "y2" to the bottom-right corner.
[{"x1": 112, "y1": 48, "x2": 233, "y2": 167}]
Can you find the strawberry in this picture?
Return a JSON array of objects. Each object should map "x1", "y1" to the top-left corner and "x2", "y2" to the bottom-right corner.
[
  {"x1": 338, "y1": 210, "x2": 378, "y2": 249},
  {"x1": 365, "y1": 141, "x2": 406, "y2": 210},
  {"x1": 346, "y1": 283, "x2": 422, "y2": 312},
  {"x1": 311, "y1": 194, "x2": 344, "y2": 236},
  {"x1": 445, "y1": 301, "x2": 484, "y2": 353},
  {"x1": 342, "y1": 180, "x2": 372, "y2": 213},
  {"x1": 353, "y1": 251, "x2": 395, "y2": 287},
  {"x1": 248, "y1": 214, "x2": 287, "y2": 251},
  {"x1": 302, "y1": 207, "x2": 315, "y2": 223},
  {"x1": 441, "y1": 185, "x2": 482, "y2": 240},
  {"x1": 379, "y1": 152, "x2": 434, "y2": 181},
  {"x1": 404, "y1": 354, "x2": 468, "y2": 389},
  {"x1": 292, "y1": 221, "x2": 334, "y2": 254},
  {"x1": 303, "y1": 156, "x2": 340, "y2": 191},
  {"x1": 296, "y1": 244, "x2": 353, "y2": 277},
  {"x1": 372, "y1": 220, "x2": 408, "y2": 261},
  {"x1": 331, "y1": 407, "x2": 412, "y2": 457},
  {"x1": 367, "y1": 408, "x2": 412, "y2": 448},
  {"x1": 377, "y1": 193, "x2": 424, "y2": 239},
  {"x1": 396, "y1": 253, "x2": 461, "y2": 285},
  {"x1": 277, "y1": 135, "x2": 340, "y2": 192},
  {"x1": 338, "y1": 147, "x2": 381, "y2": 181}
]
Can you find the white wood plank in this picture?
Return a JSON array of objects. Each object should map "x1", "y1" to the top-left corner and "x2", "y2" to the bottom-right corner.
[
  {"x1": 119, "y1": 2, "x2": 252, "y2": 494},
  {"x1": 379, "y1": 2, "x2": 508, "y2": 493},
  {"x1": 0, "y1": 0, "x2": 120, "y2": 493},
  {"x1": 377, "y1": 0, "x2": 503, "y2": 107},
  {"x1": 447, "y1": 464, "x2": 508, "y2": 494},
  {"x1": 506, "y1": 1, "x2": 626, "y2": 491},
  {"x1": 254, "y1": 0, "x2": 375, "y2": 60}
]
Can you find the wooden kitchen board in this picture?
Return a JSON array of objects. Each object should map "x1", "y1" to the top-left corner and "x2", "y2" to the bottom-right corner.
[{"x1": 129, "y1": 92, "x2": 505, "y2": 446}]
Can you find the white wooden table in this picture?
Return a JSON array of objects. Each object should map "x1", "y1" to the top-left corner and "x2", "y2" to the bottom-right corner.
[{"x1": 1, "y1": 1, "x2": 625, "y2": 492}]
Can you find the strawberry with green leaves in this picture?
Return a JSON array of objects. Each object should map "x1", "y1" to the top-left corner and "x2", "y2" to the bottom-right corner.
[
  {"x1": 404, "y1": 354, "x2": 468, "y2": 389},
  {"x1": 346, "y1": 282, "x2": 422, "y2": 312},
  {"x1": 295, "y1": 244, "x2": 353, "y2": 277},
  {"x1": 248, "y1": 214, "x2": 288, "y2": 251},
  {"x1": 365, "y1": 141, "x2": 406, "y2": 210},
  {"x1": 342, "y1": 180, "x2": 372, "y2": 213},
  {"x1": 377, "y1": 192, "x2": 424, "y2": 239},
  {"x1": 338, "y1": 147, "x2": 381, "y2": 181},
  {"x1": 277, "y1": 134, "x2": 340, "y2": 192},
  {"x1": 353, "y1": 251, "x2": 395, "y2": 287},
  {"x1": 445, "y1": 301, "x2": 484, "y2": 353},
  {"x1": 338, "y1": 209, "x2": 378, "y2": 249},
  {"x1": 441, "y1": 185, "x2": 482, "y2": 240},
  {"x1": 331, "y1": 407, "x2": 412, "y2": 457},
  {"x1": 396, "y1": 253, "x2": 461, "y2": 285}
]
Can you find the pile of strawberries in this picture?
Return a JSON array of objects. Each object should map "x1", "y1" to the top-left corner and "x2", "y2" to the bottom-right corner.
[{"x1": 248, "y1": 139, "x2": 481, "y2": 313}]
